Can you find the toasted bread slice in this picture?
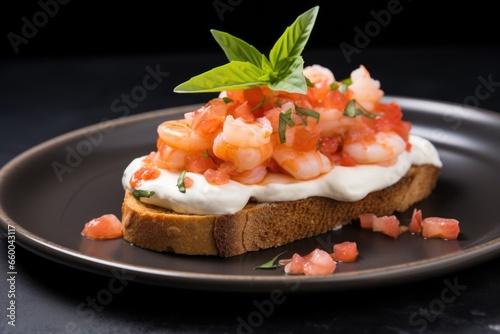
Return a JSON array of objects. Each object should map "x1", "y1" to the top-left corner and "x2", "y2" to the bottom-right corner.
[{"x1": 121, "y1": 164, "x2": 440, "y2": 257}]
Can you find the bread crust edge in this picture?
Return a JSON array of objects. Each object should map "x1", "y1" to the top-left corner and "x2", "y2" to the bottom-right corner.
[{"x1": 121, "y1": 164, "x2": 440, "y2": 257}]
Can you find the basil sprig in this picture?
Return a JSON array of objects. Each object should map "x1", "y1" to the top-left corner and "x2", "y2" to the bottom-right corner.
[{"x1": 173, "y1": 6, "x2": 319, "y2": 94}]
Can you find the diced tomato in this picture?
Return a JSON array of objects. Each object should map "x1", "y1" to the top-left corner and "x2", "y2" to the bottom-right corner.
[
  {"x1": 331, "y1": 241, "x2": 358, "y2": 262},
  {"x1": 226, "y1": 86, "x2": 267, "y2": 107},
  {"x1": 229, "y1": 100, "x2": 256, "y2": 123},
  {"x1": 204, "y1": 168, "x2": 231, "y2": 185},
  {"x1": 421, "y1": 217, "x2": 460, "y2": 240},
  {"x1": 318, "y1": 136, "x2": 340, "y2": 160},
  {"x1": 284, "y1": 253, "x2": 307, "y2": 275},
  {"x1": 287, "y1": 124, "x2": 321, "y2": 152},
  {"x1": 263, "y1": 107, "x2": 281, "y2": 132},
  {"x1": 360, "y1": 210, "x2": 460, "y2": 241},
  {"x1": 183, "y1": 176, "x2": 194, "y2": 188},
  {"x1": 306, "y1": 79, "x2": 331, "y2": 106},
  {"x1": 359, "y1": 213, "x2": 377, "y2": 229},
  {"x1": 190, "y1": 98, "x2": 227, "y2": 134},
  {"x1": 302, "y1": 248, "x2": 337, "y2": 276},
  {"x1": 129, "y1": 166, "x2": 160, "y2": 188},
  {"x1": 337, "y1": 152, "x2": 357, "y2": 167},
  {"x1": 185, "y1": 151, "x2": 218, "y2": 173},
  {"x1": 81, "y1": 214, "x2": 123, "y2": 240},
  {"x1": 366, "y1": 102, "x2": 412, "y2": 145},
  {"x1": 372, "y1": 215, "x2": 404, "y2": 238},
  {"x1": 324, "y1": 89, "x2": 349, "y2": 110},
  {"x1": 408, "y1": 208, "x2": 423, "y2": 234},
  {"x1": 283, "y1": 248, "x2": 337, "y2": 276}
]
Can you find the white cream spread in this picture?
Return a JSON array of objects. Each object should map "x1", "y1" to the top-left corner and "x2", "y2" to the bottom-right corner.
[{"x1": 122, "y1": 134, "x2": 441, "y2": 215}]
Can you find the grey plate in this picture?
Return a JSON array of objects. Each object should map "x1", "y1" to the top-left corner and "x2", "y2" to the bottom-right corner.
[{"x1": 1, "y1": 96, "x2": 500, "y2": 293}]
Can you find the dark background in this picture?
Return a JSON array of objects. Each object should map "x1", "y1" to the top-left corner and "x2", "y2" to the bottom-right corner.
[
  {"x1": 2, "y1": 2, "x2": 500, "y2": 333},
  {"x1": 1, "y1": 0, "x2": 498, "y2": 59}
]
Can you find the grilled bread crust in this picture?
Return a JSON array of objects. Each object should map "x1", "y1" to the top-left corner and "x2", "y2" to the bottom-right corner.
[{"x1": 121, "y1": 164, "x2": 440, "y2": 257}]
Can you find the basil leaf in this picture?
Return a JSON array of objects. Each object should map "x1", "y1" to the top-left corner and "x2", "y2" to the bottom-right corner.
[
  {"x1": 211, "y1": 29, "x2": 269, "y2": 68},
  {"x1": 251, "y1": 96, "x2": 266, "y2": 113},
  {"x1": 330, "y1": 82, "x2": 340, "y2": 91},
  {"x1": 343, "y1": 99, "x2": 381, "y2": 119},
  {"x1": 132, "y1": 190, "x2": 155, "y2": 200},
  {"x1": 341, "y1": 77, "x2": 353, "y2": 85},
  {"x1": 254, "y1": 251, "x2": 287, "y2": 269},
  {"x1": 268, "y1": 56, "x2": 307, "y2": 93},
  {"x1": 338, "y1": 84, "x2": 348, "y2": 94},
  {"x1": 173, "y1": 6, "x2": 319, "y2": 94},
  {"x1": 278, "y1": 109, "x2": 294, "y2": 143},
  {"x1": 344, "y1": 100, "x2": 359, "y2": 117},
  {"x1": 174, "y1": 61, "x2": 268, "y2": 93},
  {"x1": 295, "y1": 105, "x2": 320, "y2": 121},
  {"x1": 305, "y1": 77, "x2": 314, "y2": 88},
  {"x1": 268, "y1": 6, "x2": 319, "y2": 67}
]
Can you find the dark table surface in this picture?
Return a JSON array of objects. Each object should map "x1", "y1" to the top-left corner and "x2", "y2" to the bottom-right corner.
[{"x1": 1, "y1": 46, "x2": 500, "y2": 334}]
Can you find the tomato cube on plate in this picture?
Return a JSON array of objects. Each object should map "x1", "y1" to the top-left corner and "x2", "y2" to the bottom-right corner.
[
  {"x1": 372, "y1": 215, "x2": 402, "y2": 238},
  {"x1": 284, "y1": 253, "x2": 307, "y2": 275},
  {"x1": 81, "y1": 214, "x2": 123, "y2": 240},
  {"x1": 408, "y1": 208, "x2": 423, "y2": 234},
  {"x1": 331, "y1": 241, "x2": 358, "y2": 262},
  {"x1": 421, "y1": 217, "x2": 460, "y2": 240}
]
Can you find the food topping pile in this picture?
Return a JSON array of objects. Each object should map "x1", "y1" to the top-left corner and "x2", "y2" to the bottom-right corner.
[{"x1": 145, "y1": 64, "x2": 411, "y2": 190}]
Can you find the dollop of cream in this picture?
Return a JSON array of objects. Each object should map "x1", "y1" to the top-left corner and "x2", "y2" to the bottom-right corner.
[{"x1": 122, "y1": 135, "x2": 441, "y2": 215}]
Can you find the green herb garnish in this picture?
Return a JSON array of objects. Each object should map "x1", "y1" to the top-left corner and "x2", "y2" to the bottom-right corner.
[
  {"x1": 176, "y1": 170, "x2": 187, "y2": 193},
  {"x1": 295, "y1": 105, "x2": 320, "y2": 121},
  {"x1": 341, "y1": 77, "x2": 353, "y2": 86},
  {"x1": 277, "y1": 105, "x2": 319, "y2": 142},
  {"x1": 202, "y1": 151, "x2": 217, "y2": 164},
  {"x1": 250, "y1": 96, "x2": 266, "y2": 113},
  {"x1": 173, "y1": 6, "x2": 319, "y2": 94},
  {"x1": 222, "y1": 97, "x2": 233, "y2": 103},
  {"x1": 343, "y1": 99, "x2": 381, "y2": 119},
  {"x1": 305, "y1": 77, "x2": 314, "y2": 88},
  {"x1": 132, "y1": 189, "x2": 155, "y2": 200},
  {"x1": 338, "y1": 84, "x2": 348, "y2": 94},
  {"x1": 330, "y1": 82, "x2": 349, "y2": 94},
  {"x1": 278, "y1": 109, "x2": 294, "y2": 143},
  {"x1": 331, "y1": 77, "x2": 352, "y2": 94},
  {"x1": 254, "y1": 251, "x2": 287, "y2": 269}
]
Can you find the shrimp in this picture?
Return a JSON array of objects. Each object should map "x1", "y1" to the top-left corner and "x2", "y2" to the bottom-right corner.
[
  {"x1": 303, "y1": 65, "x2": 335, "y2": 86},
  {"x1": 315, "y1": 106, "x2": 362, "y2": 137},
  {"x1": 343, "y1": 131, "x2": 406, "y2": 165},
  {"x1": 157, "y1": 98, "x2": 228, "y2": 152},
  {"x1": 157, "y1": 119, "x2": 214, "y2": 151},
  {"x1": 272, "y1": 145, "x2": 332, "y2": 180},
  {"x1": 348, "y1": 65, "x2": 384, "y2": 111},
  {"x1": 212, "y1": 115, "x2": 273, "y2": 171},
  {"x1": 154, "y1": 138, "x2": 187, "y2": 170},
  {"x1": 230, "y1": 164, "x2": 268, "y2": 185}
]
